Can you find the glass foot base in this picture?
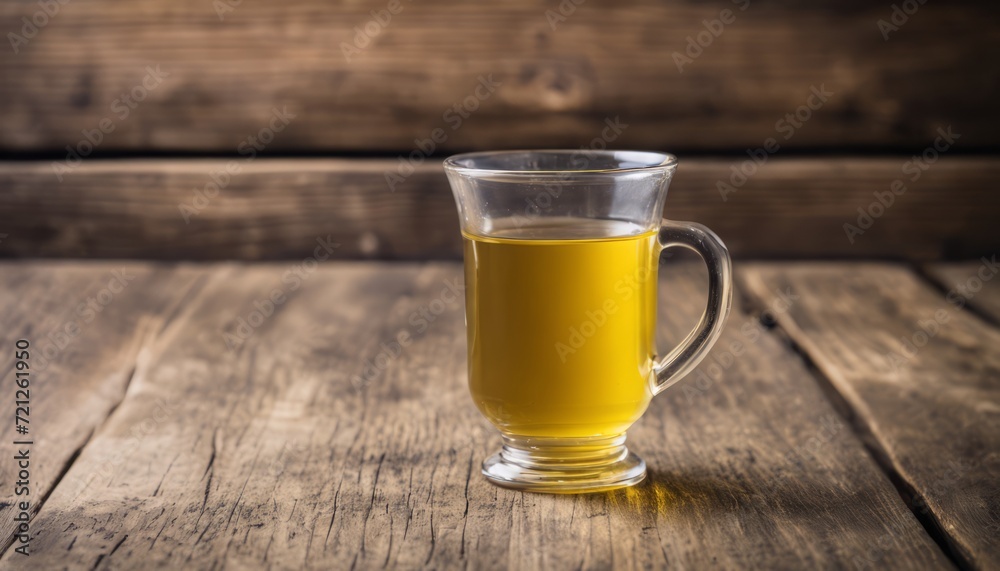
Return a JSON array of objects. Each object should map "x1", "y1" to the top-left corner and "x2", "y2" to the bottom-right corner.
[{"x1": 482, "y1": 433, "x2": 646, "y2": 494}]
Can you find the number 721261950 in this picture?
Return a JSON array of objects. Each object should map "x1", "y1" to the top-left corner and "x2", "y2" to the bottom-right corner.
[{"x1": 14, "y1": 339, "x2": 30, "y2": 434}]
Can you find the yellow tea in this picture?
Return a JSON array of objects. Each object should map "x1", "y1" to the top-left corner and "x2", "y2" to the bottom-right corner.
[{"x1": 463, "y1": 219, "x2": 659, "y2": 438}]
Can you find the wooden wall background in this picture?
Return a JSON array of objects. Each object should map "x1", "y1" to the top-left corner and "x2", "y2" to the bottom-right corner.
[{"x1": 0, "y1": 0, "x2": 997, "y2": 260}]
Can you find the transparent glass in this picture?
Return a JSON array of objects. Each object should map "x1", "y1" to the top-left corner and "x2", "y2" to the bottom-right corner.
[{"x1": 444, "y1": 150, "x2": 732, "y2": 493}]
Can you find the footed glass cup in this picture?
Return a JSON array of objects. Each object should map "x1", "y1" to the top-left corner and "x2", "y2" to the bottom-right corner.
[{"x1": 444, "y1": 150, "x2": 732, "y2": 493}]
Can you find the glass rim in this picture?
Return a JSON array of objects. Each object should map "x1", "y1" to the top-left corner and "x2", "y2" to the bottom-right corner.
[{"x1": 443, "y1": 149, "x2": 679, "y2": 176}]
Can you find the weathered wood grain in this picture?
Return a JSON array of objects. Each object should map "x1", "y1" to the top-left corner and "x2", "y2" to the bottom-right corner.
[
  {"x1": 0, "y1": 262, "x2": 952, "y2": 569},
  {"x1": 0, "y1": 262, "x2": 206, "y2": 555},
  {"x1": 0, "y1": 157, "x2": 997, "y2": 261},
  {"x1": 0, "y1": 1, "x2": 996, "y2": 153},
  {"x1": 925, "y1": 260, "x2": 1000, "y2": 325},
  {"x1": 740, "y1": 263, "x2": 1000, "y2": 569}
]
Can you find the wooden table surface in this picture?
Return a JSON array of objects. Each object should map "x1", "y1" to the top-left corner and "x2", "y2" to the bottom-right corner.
[{"x1": 0, "y1": 260, "x2": 997, "y2": 570}]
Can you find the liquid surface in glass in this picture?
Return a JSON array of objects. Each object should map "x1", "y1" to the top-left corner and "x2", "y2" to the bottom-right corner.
[{"x1": 463, "y1": 218, "x2": 658, "y2": 438}]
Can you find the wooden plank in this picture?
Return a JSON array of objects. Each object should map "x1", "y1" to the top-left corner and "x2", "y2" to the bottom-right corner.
[
  {"x1": 0, "y1": 262, "x2": 952, "y2": 568},
  {"x1": 1, "y1": 156, "x2": 997, "y2": 261},
  {"x1": 0, "y1": 1, "x2": 996, "y2": 153},
  {"x1": 740, "y1": 263, "x2": 1000, "y2": 570},
  {"x1": 924, "y1": 260, "x2": 1000, "y2": 325},
  {"x1": 0, "y1": 261, "x2": 206, "y2": 554}
]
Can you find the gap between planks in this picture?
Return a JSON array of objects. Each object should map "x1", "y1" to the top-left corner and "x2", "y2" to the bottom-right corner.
[
  {"x1": 6, "y1": 261, "x2": 956, "y2": 569},
  {"x1": 734, "y1": 272, "x2": 966, "y2": 570},
  {"x1": 734, "y1": 264, "x2": 999, "y2": 571},
  {"x1": 0, "y1": 268, "x2": 216, "y2": 560},
  {"x1": 915, "y1": 263, "x2": 1000, "y2": 330}
]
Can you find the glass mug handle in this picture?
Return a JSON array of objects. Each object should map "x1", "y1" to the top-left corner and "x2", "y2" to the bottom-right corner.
[{"x1": 651, "y1": 219, "x2": 734, "y2": 395}]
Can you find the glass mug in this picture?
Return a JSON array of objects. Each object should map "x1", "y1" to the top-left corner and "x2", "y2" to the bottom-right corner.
[{"x1": 444, "y1": 150, "x2": 732, "y2": 493}]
